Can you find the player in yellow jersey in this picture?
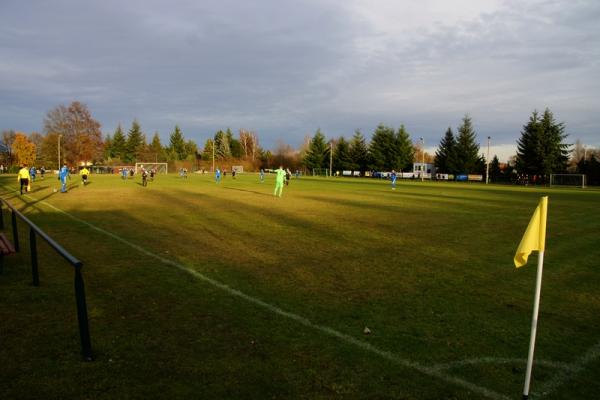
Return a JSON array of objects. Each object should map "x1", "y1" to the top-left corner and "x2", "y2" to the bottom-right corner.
[
  {"x1": 79, "y1": 167, "x2": 90, "y2": 185},
  {"x1": 17, "y1": 164, "x2": 31, "y2": 195}
]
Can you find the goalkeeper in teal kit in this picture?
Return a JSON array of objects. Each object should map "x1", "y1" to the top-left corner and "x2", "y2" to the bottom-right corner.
[{"x1": 273, "y1": 166, "x2": 286, "y2": 197}]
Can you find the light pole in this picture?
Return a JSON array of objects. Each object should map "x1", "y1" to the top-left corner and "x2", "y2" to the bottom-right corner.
[
  {"x1": 329, "y1": 140, "x2": 333, "y2": 177},
  {"x1": 420, "y1": 137, "x2": 424, "y2": 182},
  {"x1": 57, "y1": 134, "x2": 62, "y2": 171},
  {"x1": 486, "y1": 136, "x2": 491, "y2": 184}
]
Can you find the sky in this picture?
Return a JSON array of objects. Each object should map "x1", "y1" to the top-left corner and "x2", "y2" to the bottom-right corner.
[{"x1": 1, "y1": 0, "x2": 599, "y2": 162}]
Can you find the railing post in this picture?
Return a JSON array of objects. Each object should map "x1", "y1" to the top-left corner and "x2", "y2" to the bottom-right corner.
[
  {"x1": 30, "y1": 228, "x2": 40, "y2": 286},
  {"x1": 11, "y1": 210, "x2": 19, "y2": 251},
  {"x1": 74, "y1": 263, "x2": 93, "y2": 361}
]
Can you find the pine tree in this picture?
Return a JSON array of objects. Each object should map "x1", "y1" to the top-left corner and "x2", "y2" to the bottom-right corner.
[
  {"x1": 539, "y1": 108, "x2": 570, "y2": 176},
  {"x1": 124, "y1": 120, "x2": 145, "y2": 163},
  {"x1": 149, "y1": 132, "x2": 165, "y2": 162},
  {"x1": 103, "y1": 134, "x2": 113, "y2": 159},
  {"x1": 455, "y1": 115, "x2": 481, "y2": 174},
  {"x1": 490, "y1": 155, "x2": 501, "y2": 182},
  {"x1": 203, "y1": 139, "x2": 214, "y2": 161},
  {"x1": 394, "y1": 124, "x2": 414, "y2": 172},
  {"x1": 111, "y1": 124, "x2": 126, "y2": 160},
  {"x1": 516, "y1": 108, "x2": 570, "y2": 179},
  {"x1": 302, "y1": 129, "x2": 329, "y2": 170},
  {"x1": 214, "y1": 130, "x2": 231, "y2": 159},
  {"x1": 349, "y1": 130, "x2": 369, "y2": 173},
  {"x1": 333, "y1": 136, "x2": 352, "y2": 172},
  {"x1": 435, "y1": 127, "x2": 457, "y2": 174},
  {"x1": 184, "y1": 140, "x2": 197, "y2": 160},
  {"x1": 369, "y1": 124, "x2": 395, "y2": 170},
  {"x1": 169, "y1": 125, "x2": 186, "y2": 160}
]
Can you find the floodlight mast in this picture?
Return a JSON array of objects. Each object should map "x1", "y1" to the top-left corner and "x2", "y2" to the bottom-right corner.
[
  {"x1": 57, "y1": 134, "x2": 62, "y2": 170},
  {"x1": 329, "y1": 140, "x2": 333, "y2": 177},
  {"x1": 420, "y1": 137, "x2": 424, "y2": 182},
  {"x1": 486, "y1": 136, "x2": 491, "y2": 184}
]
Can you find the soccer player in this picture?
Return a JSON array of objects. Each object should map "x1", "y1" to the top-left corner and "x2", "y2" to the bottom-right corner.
[
  {"x1": 17, "y1": 164, "x2": 30, "y2": 195},
  {"x1": 141, "y1": 167, "x2": 148, "y2": 187},
  {"x1": 29, "y1": 166, "x2": 37, "y2": 182},
  {"x1": 273, "y1": 165, "x2": 285, "y2": 197},
  {"x1": 215, "y1": 167, "x2": 221, "y2": 183},
  {"x1": 80, "y1": 167, "x2": 90, "y2": 185},
  {"x1": 59, "y1": 164, "x2": 70, "y2": 193},
  {"x1": 259, "y1": 168, "x2": 264, "y2": 183},
  {"x1": 391, "y1": 170, "x2": 397, "y2": 190}
]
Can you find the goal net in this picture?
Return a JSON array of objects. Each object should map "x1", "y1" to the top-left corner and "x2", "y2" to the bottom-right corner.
[
  {"x1": 312, "y1": 168, "x2": 330, "y2": 177},
  {"x1": 549, "y1": 174, "x2": 586, "y2": 188},
  {"x1": 135, "y1": 163, "x2": 168, "y2": 174}
]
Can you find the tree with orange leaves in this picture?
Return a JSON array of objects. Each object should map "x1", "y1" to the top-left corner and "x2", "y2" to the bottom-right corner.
[{"x1": 11, "y1": 132, "x2": 36, "y2": 166}]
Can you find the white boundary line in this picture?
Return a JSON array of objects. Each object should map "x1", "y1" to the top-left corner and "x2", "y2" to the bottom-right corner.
[{"x1": 22, "y1": 194, "x2": 507, "y2": 399}]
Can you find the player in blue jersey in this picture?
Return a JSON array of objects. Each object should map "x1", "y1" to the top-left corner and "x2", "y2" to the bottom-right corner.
[
  {"x1": 390, "y1": 170, "x2": 397, "y2": 190},
  {"x1": 59, "y1": 164, "x2": 70, "y2": 192},
  {"x1": 215, "y1": 167, "x2": 221, "y2": 183}
]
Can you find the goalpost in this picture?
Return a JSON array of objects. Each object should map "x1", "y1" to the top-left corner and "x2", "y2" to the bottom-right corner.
[
  {"x1": 549, "y1": 174, "x2": 586, "y2": 188},
  {"x1": 135, "y1": 163, "x2": 168, "y2": 174}
]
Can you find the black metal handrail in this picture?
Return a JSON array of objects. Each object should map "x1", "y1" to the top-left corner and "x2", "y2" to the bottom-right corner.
[{"x1": 0, "y1": 198, "x2": 93, "y2": 361}]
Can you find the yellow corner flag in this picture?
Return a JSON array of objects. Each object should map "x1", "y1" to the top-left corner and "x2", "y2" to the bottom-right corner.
[{"x1": 514, "y1": 196, "x2": 548, "y2": 268}]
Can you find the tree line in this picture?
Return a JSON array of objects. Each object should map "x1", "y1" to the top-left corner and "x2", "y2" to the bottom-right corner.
[{"x1": 3, "y1": 101, "x2": 596, "y2": 184}]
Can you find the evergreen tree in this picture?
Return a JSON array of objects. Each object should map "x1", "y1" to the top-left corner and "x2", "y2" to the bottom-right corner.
[
  {"x1": 369, "y1": 124, "x2": 396, "y2": 170},
  {"x1": 394, "y1": 124, "x2": 414, "y2": 172},
  {"x1": 184, "y1": 140, "x2": 198, "y2": 160},
  {"x1": 516, "y1": 108, "x2": 570, "y2": 179},
  {"x1": 302, "y1": 129, "x2": 329, "y2": 170},
  {"x1": 434, "y1": 127, "x2": 457, "y2": 174},
  {"x1": 214, "y1": 130, "x2": 231, "y2": 159},
  {"x1": 203, "y1": 139, "x2": 214, "y2": 161},
  {"x1": 169, "y1": 125, "x2": 186, "y2": 160},
  {"x1": 103, "y1": 134, "x2": 113, "y2": 159},
  {"x1": 111, "y1": 124, "x2": 126, "y2": 160},
  {"x1": 149, "y1": 132, "x2": 165, "y2": 162},
  {"x1": 333, "y1": 136, "x2": 352, "y2": 172},
  {"x1": 124, "y1": 120, "x2": 145, "y2": 163},
  {"x1": 490, "y1": 155, "x2": 501, "y2": 182},
  {"x1": 539, "y1": 108, "x2": 570, "y2": 176},
  {"x1": 349, "y1": 129, "x2": 369, "y2": 173},
  {"x1": 224, "y1": 128, "x2": 243, "y2": 158},
  {"x1": 455, "y1": 115, "x2": 481, "y2": 174}
]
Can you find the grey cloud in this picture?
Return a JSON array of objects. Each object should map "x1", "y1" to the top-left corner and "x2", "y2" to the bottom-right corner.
[{"x1": 1, "y1": 0, "x2": 599, "y2": 159}]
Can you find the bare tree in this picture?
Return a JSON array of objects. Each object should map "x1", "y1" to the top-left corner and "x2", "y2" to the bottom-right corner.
[{"x1": 44, "y1": 101, "x2": 103, "y2": 165}]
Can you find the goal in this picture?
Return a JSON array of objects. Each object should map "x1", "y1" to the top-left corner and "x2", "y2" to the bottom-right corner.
[
  {"x1": 549, "y1": 174, "x2": 586, "y2": 188},
  {"x1": 312, "y1": 168, "x2": 330, "y2": 177},
  {"x1": 135, "y1": 163, "x2": 168, "y2": 174}
]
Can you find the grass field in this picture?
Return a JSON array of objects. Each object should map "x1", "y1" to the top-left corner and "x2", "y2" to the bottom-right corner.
[{"x1": 1, "y1": 172, "x2": 599, "y2": 399}]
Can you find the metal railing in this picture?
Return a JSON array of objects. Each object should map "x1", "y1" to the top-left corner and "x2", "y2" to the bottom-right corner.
[{"x1": 0, "y1": 198, "x2": 93, "y2": 361}]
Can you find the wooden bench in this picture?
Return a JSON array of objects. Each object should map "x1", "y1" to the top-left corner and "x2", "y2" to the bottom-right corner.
[{"x1": 0, "y1": 232, "x2": 16, "y2": 274}]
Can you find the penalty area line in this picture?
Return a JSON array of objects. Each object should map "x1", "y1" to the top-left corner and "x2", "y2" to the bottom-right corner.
[{"x1": 28, "y1": 195, "x2": 509, "y2": 400}]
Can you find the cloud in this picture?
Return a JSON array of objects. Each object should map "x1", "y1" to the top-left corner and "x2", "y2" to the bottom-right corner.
[{"x1": 0, "y1": 0, "x2": 599, "y2": 162}]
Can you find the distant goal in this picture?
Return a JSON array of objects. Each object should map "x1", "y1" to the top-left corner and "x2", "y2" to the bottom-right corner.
[
  {"x1": 312, "y1": 168, "x2": 330, "y2": 177},
  {"x1": 549, "y1": 174, "x2": 586, "y2": 188},
  {"x1": 135, "y1": 163, "x2": 168, "y2": 174}
]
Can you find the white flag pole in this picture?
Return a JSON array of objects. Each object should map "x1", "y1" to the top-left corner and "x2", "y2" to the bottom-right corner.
[{"x1": 522, "y1": 250, "x2": 545, "y2": 400}]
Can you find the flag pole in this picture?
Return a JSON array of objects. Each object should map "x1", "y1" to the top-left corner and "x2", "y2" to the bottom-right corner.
[{"x1": 522, "y1": 249, "x2": 545, "y2": 400}]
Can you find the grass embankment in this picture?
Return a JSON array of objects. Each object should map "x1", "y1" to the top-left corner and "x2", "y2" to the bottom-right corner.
[{"x1": 1, "y1": 173, "x2": 598, "y2": 399}]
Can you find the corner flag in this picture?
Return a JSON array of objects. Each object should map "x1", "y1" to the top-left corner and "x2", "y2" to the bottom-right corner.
[
  {"x1": 515, "y1": 196, "x2": 549, "y2": 400},
  {"x1": 514, "y1": 196, "x2": 548, "y2": 268}
]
